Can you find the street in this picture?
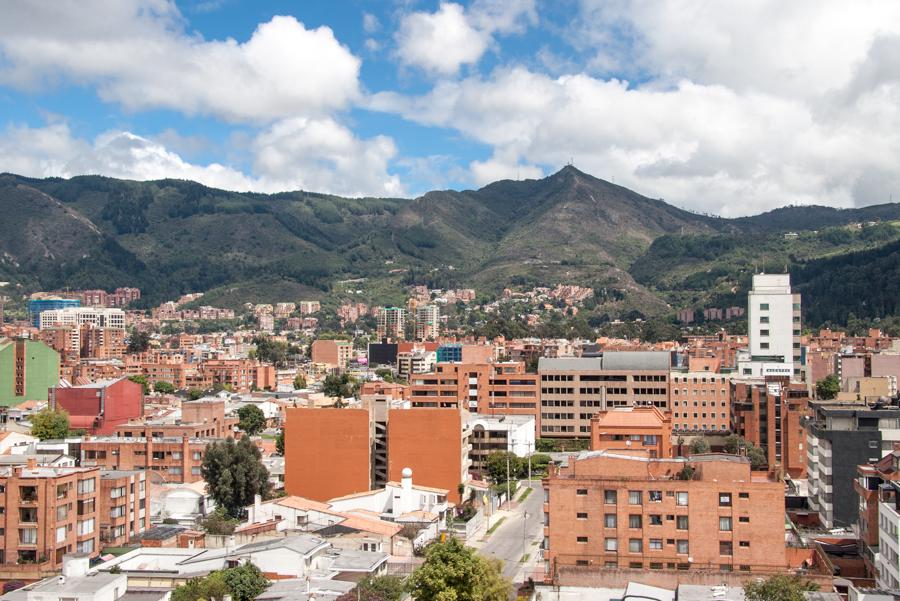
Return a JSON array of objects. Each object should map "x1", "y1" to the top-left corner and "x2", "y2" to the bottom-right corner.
[{"x1": 478, "y1": 480, "x2": 545, "y2": 581}]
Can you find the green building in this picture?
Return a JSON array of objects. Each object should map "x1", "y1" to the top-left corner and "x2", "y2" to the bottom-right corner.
[{"x1": 0, "y1": 338, "x2": 60, "y2": 406}]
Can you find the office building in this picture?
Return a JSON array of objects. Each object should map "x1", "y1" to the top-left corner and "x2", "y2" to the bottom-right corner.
[
  {"x1": 542, "y1": 451, "x2": 786, "y2": 582},
  {"x1": 737, "y1": 274, "x2": 803, "y2": 380},
  {"x1": 538, "y1": 353, "x2": 672, "y2": 438},
  {"x1": 0, "y1": 337, "x2": 60, "y2": 406},
  {"x1": 39, "y1": 307, "x2": 126, "y2": 331},
  {"x1": 414, "y1": 305, "x2": 440, "y2": 341},
  {"x1": 670, "y1": 357, "x2": 732, "y2": 433},
  {"x1": 27, "y1": 297, "x2": 80, "y2": 327},
  {"x1": 856, "y1": 451, "x2": 900, "y2": 577},
  {"x1": 376, "y1": 307, "x2": 406, "y2": 341}
]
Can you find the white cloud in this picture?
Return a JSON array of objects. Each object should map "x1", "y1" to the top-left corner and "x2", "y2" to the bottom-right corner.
[
  {"x1": 363, "y1": 12, "x2": 381, "y2": 34},
  {"x1": 0, "y1": 0, "x2": 361, "y2": 122},
  {"x1": 394, "y1": 0, "x2": 535, "y2": 75},
  {"x1": 0, "y1": 121, "x2": 404, "y2": 198}
]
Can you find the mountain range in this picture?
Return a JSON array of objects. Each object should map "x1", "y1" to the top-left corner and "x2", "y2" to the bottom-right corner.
[{"x1": 2, "y1": 166, "x2": 899, "y2": 326}]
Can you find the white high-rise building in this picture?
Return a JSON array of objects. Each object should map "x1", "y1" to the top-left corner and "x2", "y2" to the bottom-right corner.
[
  {"x1": 39, "y1": 307, "x2": 126, "y2": 331},
  {"x1": 737, "y1": 273, "x2": 803, "y2": 380}
]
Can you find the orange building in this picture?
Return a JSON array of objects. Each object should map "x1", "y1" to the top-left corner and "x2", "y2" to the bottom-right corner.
[
  {"x1": 731, "y1": 377, "x2": 809, "y2": 477},
  {"x1": 590, "y1": 406, "x2": 673, "y2": 458},
  {"x1": 311, "y1": 339, "x2": 353, "y2": 369},
  {"x1": 543, "y1": 451, "x2": 786, "y2": 582},
  {"x1": 856, "y1": 451, "x2": 900, "y2": 576},
  {"x1": 99, "y1": 469, "x2": 150, "y2": 546},
  {"x1": 80, "y1": 436, "x2": 207, "y2": 483},
  {"x1": 284, "y1": 408, "x2": 373, "y2": 502},
  {"x1": 670, "y1": 357, "x2": 732, "y2": 433}
]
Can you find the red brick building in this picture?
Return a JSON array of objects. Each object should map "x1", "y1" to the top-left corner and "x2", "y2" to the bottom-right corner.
[
  {"x1": 590, "y1": 407, "x2": 673, "y2": 458},
  {"x1": 670, "y1": 357, "x2": 732, "y2": 433},
  {"x1": 542, "y1": 451, "x2": 786, "y2": 582},
  {"x1": 80, "y1": 436, "x2": 207, "y2": 483},
  {"x1": 50, "y1": 377, "x2": 144, "y2": 435},
  {"x1": 99, "y1": 469, "x2": 150, "y2": 546}
]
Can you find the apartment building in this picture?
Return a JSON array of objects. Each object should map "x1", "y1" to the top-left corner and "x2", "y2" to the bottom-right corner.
[
  {"x1": 311, "y1": 339, "x2": 353, "y2": 369},
  {"x1": 409, "y1": 361, "x2": 539, "y2": 420},
  {"x1": 877, "y1": 480, "x2": 900, "y2": 589},
  {"x1": 284, "y1": 406, "x2": 471, "y2": 504},
  {"x1": 538, "y1": 353, "x2": 672, "y2": 439},
  {"x1": 590, "y1": 407, "x2": 672, "y2": 459},
  {"x1": 731, "y1": 377, "x2": 809, "y2": 476},
  {"x1": 856, "y1": 452, "x2": 900, "y2": 576},
  {"x1": 0, "y1": 463, "x2": 101, "y2": 572},
  {"x1": 468, "y1": 415, "x2": 536, "y2": 475},
  {"x1": 376, "y1": 307, "x2": 406, "y2": 341},
  {"x1": 0, "y1": 338, "x2": 60, "y2": 406},
  {"x1": 299, "y1": 301, "x2": 321, "y2": 315},
  {"x1": 99, "y1": 470, "x2": 149, "y2": 546},
  {"x1": 670, "y1": 357, "x2": 732, "y2": 433},
  {"x1": 414, "y1": 305, "x2": 440, "y2": 341},
  {"x1": 542, "y1": 451, "x2": 786, "y2": 582},
  {"x1": 50, "y1": 377, "x2": 144, "y2": 435},
  {"x1": 835, "y1": 353, "x2": 900, "y2": 391},
  {"x1": 805, "y1": 402, "x2": 900, "y2": 528},
  {"x1": 39, "y1": 307, "x2": 126, "y2": 331},
  {"x1": 737, "y1": 273, "x2": 803, "y2": 380},
  {"x1": 396, "y1": 348, "x2": 436, "y2": 380},
  {"x1": 80, "y1": 436, "x2": 208, "y2": 483}
]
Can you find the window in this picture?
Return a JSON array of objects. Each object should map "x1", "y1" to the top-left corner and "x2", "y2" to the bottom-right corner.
[
  {"x1": 629, "y1": 562, "x2": 643, "y2": 569},
  {"x1": 77, "y1": 539, "x2": 94, "y2": 554},
  {"x1": 604, "y1": 490, "x2": 617, "y2": 505},
  {"x1": 649, "y1": 538, "x2": 663, "y2": 550},
  {"x1": 760, "y1": 316, "x2": 769, "y2": 324},
  {"x1": 629, "y1": 515, "x2": 642, "y2": 529},
  {"x1": 676, "y1": 540, "x2": 689, "y2": 554},
  {"x1": 648, "y1": 490, "x2": 662, "y2": 502},
  {"x1": 604, "y1": 514, "x2": 617, "y2": 528},
  {"x1": 605, "y1": 538, "x2": 618, "y2": 551},
  {"x1": 740, "y1": 541, "x2": 750, "y2": 548},
  {"x1": 720, "y1": 541, "x2": 733, "y2": 556},
  {"x1": 577, "y1": 536, "x2": 588, "y2": 543},
  {"x1": 19, "y1": 528, "x2": 37, "y2": 544},
  {"x1": 629, "y1": 539, "x2": 642, "y2": 553},
  {"x1": 719, "y1": 517, "x2": 733, "y2": 531},
  {"x1": 628, "y1": 490, "x2": 642, "y2": 505},
  {"x1": 676, "y1": 491, "x2": 688, "y2": 506},
  {"x1": 56, "y1": 505, "x2": 68, "y2": 521},
  {"x1": 77, "y1": 478, "x2": 95, "y2": 494},
  {"x1": 760, "y1": 342, "x2": 770, "y2": 349},
  {"x1": 759, "y1": 330, "x2": 769, "y2": 337},
  {"x1": 738, "y1": 492, "x2": 749, "y2": 499},
  {"x1": 739, "y1": 516, "x2": 750, "y2": 523},
  {"x1": 56, "y1": 526, "x2": 66, "y2": 543},
  {"x1": 576, "y1": 512, "x2": 588, "y2": 520},
  {"x1": 649, "y1": 514, "x2": 662, "y2": 526},
  {"x1": 78, "y1": 518, "x2": 95, "y2": 536},
  {"x1": 650, "y1": 562, "x2": 663, "y2": 569},
  {"x1": 760, "y1": 303, "x2": 769, "y2": 310},
  {"x1": 676, "y1": 516, "x2": 689, "y2": 530},
  {"x1": 719, "y1": 493, "x2": 732, "y2": 507},
  {"x1": 576, "y1": 489, "x2": 588, "y2": 496}
]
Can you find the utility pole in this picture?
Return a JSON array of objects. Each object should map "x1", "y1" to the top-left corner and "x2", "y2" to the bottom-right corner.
[
  {"x1": 506, "y1": 451, "x2": 511, "y2": 510},
  {"x1": 523, "y1": 511, "x2": 529, "y2": 565}
]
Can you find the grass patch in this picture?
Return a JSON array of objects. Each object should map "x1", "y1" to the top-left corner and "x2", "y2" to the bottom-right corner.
[
  {"x1": 520, "y1": 554, "x2": 530, "y2": 563},
  {"x1": 518, "y1": 487, "x2": 533, "y2": 502},
  {"x1": 486, "y1": 517, "x2": 506, "y2": 536}
]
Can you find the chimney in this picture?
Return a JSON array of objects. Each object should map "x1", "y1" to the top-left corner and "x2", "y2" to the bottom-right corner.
[
  {"x1": 26, "y1": 457, "x2": 37, "y2": 469},
  {"x1": 251, "y1": 494, "x2": 262, "y2": 523},
  {"x1": 398, "y1": 467, "x2": 414, "y2": 516}
]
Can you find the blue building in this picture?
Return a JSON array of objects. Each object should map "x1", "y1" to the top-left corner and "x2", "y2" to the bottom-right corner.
[
  {"x1": 27, "y1": 298, "x2": 80, "y2": 327},
  {"x1": 436, "y1": 343, "x2": 463, "y2": 363}
]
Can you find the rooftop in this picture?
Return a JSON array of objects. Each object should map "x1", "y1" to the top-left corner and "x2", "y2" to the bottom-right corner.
[{"x1": 539, "y1": 351, "x2": 671, "y2": 372}]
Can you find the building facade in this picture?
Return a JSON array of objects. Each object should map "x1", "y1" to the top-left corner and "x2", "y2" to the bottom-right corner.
[
  {"x1": 738, "y1": 274, "x2": 803, "y2": 380},
  {"x1": 414, "y1": 305, "x2": 440, "y2": 341},
  {"x1": 376, "y1": 307, "x2": 406, "y2": 341},
  {"x1": 50, "y1": 377, "x2": 144, "y2": 435},
  {"x1": 0, "y1": 338, "x2": 60, "y2": 406}
]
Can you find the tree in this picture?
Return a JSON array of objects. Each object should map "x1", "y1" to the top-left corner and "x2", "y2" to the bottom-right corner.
[
  {"x1": 723, "y1": 434, "x2": 745, "y2": 455},
  {"x1": 237, "y1": 405, "x2": 267, "y2": 436},
  {"x1": 275, "y1": 429, "x2": 284, "y2": 455},
  {"x1": 747, "y1": 445, "x2": 768, "y2": 470},
  {"x1": 406, "y1": 537, "x2": 510, "y2": 601},
  {"x1": 127, "y1": 330, "x2": 151, "y2": 354},
  {"x1": 128, "y1": 374, "x2": 150, "y2": 395},
  {"x1": 744, "y1": 575, "x2": 817, "y2": 601},
  {"x1": 201, "y1": 437, "x2": 271, "y2": 518},
  {"x1": 322, "y1": 373, "x2": 359, "y2": 402},
  {"x1": 293, "y1": 374, "x2": 307, "y2": 389},
  {"x1": 689, "y1": 438, "x2": 711, "y2": 454},
  {"x1": 153, "y1": 380, "x2": 176, "y2": 394},
  {"x1": 485, "y1": 451, "x2": 523, "y2": 486},
  {"x1": 337, "y1": 575, "x2": 405, "y2": 601},
  {"x1": 200, "y1": 507, "x2": 239, "y2": 535},
  {"x1": 252, "y1": 336, "x2": 289, "y2": 367},
  {"x1": 30, "y1": 408, "x2": 69, "y2": 440},
  {"x1": 171, "y1": 563, "x2": 268, "y2": 601},
  {"x1": 188, "y1": 388, "x2": 204, "y2": 400},
  {"x1": 816, "y1": 374, "x2": 841, "y2": 400}
]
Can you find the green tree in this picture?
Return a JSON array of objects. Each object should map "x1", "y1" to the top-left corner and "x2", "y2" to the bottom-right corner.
[
  {"x1": 127, "y1": 330, "x2": 151, "y2": 354},
  {"x1": 188, "y1": 388, "x2": 204, "y2": 400},
  {"x1": 201, "y1": 437, "x2": 271, "y2": 518},
  {"x1": 406, "y1": 537, "x2": 510, "y2": 601},
  {"x1": 171, "y1": 571, "x2": 228, "y2": 601},
  {"x1": 484, "y1": 451, "x2": 523, "y2": 485},
  {"x1": 723, "y1": 434, "x2": 746, "y2": 455},
  {"x1": 30, "y1": 408, "x2": 69, "y2": 440},
  {"x1": 237, "y1": 405, "x2": 267, "y2": 436},
  {"x1": 128, "y1": 374, "x2": 150, "y2": 394},
  {"x1": 322, "y1": 373, "x2": 359, "y2": 403},
  {"x1": 338, "y1": 575, "x2": 405, "y2": 601},
  {"x1": 747, "y1": 445, "x2": 768, "y2": 470},
  {"x1": 529, "y1": 453, "x2": 553, "y2": 476},
  {"x1": 816, "y1": 374, "x2": 841, "y2": 400},
  {"x1": 293, "y1": 374, "x2": 307, "y2": 389},
  {"x1": 221, "y1": 562, "x2": 269, "y2": 601},
  {"x1": 153, "y1": 380, "x2": 176, "y2": 394},
  {"x1": 744, "y1": 574, "x2": 817, "y2": 601},
  {"x1": 689, "y1": 438, "x2": 711, "y2": 454},
  {"x1": 199, "y1": 507, "x2": 239, "y2": 535},
  {"x1": 275, "y1": 429, "x2": 284, "y2": 455},
  {"x1": 252, "y1": 336, "x2": 289, "y2": 367}
]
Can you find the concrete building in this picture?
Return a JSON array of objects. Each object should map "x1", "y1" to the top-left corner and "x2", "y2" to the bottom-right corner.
[
  {"x1": 311, "y1": 339, "x2": 353, "y2": 369},
  {"x1": 409, "y1": 361, "x2": 539, "y2": 421},
  {"x1": 376, "y1": 307, "x2": 406, "y2": 341},
  {"x1": 468, "y1": 414, "x2": 536, "y2": 475},
  {"x1": 27, "y1": 298, "x2": 80, "y2": 327},
  {"x1": 737, "y1": 274, "x2": 803, "y2": 380},
  {"x1": 590, "y1": 407, "x2": 673, "y2": 458},
  {"x1": 538, "y1": 353, "x2": 672, "y2": 439},
  {"x1": 99, "y1": 470, "x2": 149, "y2": 546},
  {"x1": 0, "y1": 338, "x2": 60, "y2": 406},
  {"x1": 414, "y1": 305, "x2": 440, "y2": 341},
  {"x1": 0, "y1": 463, "x2": 101, "y2": 573},
  {"x1": 731, "y1": 377, "x2": 809, "y2": 476},
  {"x1": 39, "y1": 308, "x2": 126, "y2": 332},
  {"x1": 855, "y1": 452, "x2": 900, "y2": 576},
  {"x1": 542, "y1": 451, "x2": 786, "y2": 582},
  {"x1": 80, "y1": 436, "x2": 208, "y2": 483},
  {"x1": 50, "y1": 378, "x2": 144, "y2": 435},
  {"x1": 877, "y1": 480, "x2": 900, "y2": 588},
  {"x1": 805, "y1": 402, "x2": 900, "y2": 528},
  {"x1": 0, "y1": 553, "x2": 131, "y2": 601},
  {"x1": 396, "y1": 347, "x2": 436, "y2": 380}
]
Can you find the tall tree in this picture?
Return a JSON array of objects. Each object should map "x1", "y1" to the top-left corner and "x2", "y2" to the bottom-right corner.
[
  {"x1": 201, "y1": 437, "x2": 271, "y2": 518},
  {"x1": 128, "y1": 374, "x2": 150, "y2": 395},
  {"x1": 815, "y1": 374, "x2": 841, "y2": 400},
  {"x1": 744, "y1": 575, "x2": 817, "y2": 601},
  {"x1": 171, "y1": 563, "x2": 268, "y2": 601},
  {"x1": 406, "y1": 537, "x2": 510, "y2": 601},
  {"x1": 153, "y1": 380, "x2": 176, "y2": 394},
  {"x1": 689, "y1": 438, "x2": 711, "y2": 454},
  {"x1": 30, "y1": 408, "x2": 69, "y2": 440},
  {"x1": 237, "y1": 405, "x2": 267, "y2": 436},
  {"x1": 293, "y1": 374, "x2": 307, "y2": 389},
  {"x1": 275, "y1": 429, "x2": 285, "y2": 456},
  {"x1": 127, "y1": 330, "x2": 151, "y2": 354}
]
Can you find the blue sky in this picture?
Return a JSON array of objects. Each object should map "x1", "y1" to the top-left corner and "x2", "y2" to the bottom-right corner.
[{"x1": 2, "y1": 0, "x2": 900, "y2": 216}]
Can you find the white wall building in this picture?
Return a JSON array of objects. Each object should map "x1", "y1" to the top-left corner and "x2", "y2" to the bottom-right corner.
[
  {"x1": 737, "y1": 273, "x2": 803, "y2": 381},
  {"x1": 40, "y1": 307, "x2": 126, "y2": 331},
  {"x1": 878, "y1": 482, "x2": 900, "y2": 589}
]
